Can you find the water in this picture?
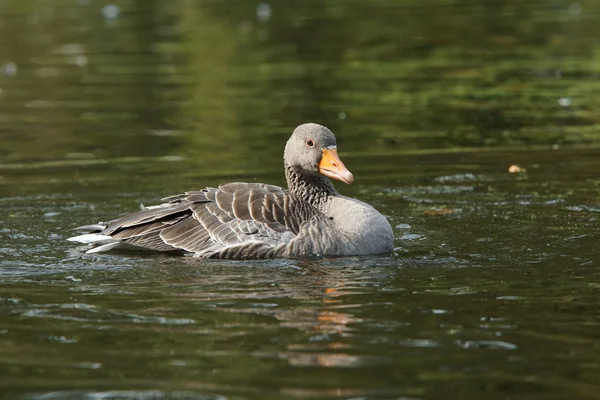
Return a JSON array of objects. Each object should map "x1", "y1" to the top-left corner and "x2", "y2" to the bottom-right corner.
[{"x1": 1, "y1": 1, "x2": 600, "y2": 399}]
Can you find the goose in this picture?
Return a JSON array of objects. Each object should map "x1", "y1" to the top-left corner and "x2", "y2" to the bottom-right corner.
[{"x1": 68, "y1": 123, "x2": 394, "y2": 259}]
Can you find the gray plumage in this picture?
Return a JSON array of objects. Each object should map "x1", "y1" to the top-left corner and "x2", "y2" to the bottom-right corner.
[{"x1": 68, "y1": 123, "x2": 394, "y2": 259}]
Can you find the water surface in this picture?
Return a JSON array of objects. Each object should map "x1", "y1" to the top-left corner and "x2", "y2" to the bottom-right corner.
[{"x1": 1, "y1": 1, "x2": 600, "y2": 399}]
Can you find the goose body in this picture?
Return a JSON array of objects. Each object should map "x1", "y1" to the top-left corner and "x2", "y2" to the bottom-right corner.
[{"x1": 68, "y1": 123, "x2": 394, "y2": 259}]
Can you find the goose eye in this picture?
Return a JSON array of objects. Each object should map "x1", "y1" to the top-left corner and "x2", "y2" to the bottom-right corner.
[{"x1": 306, "y1": 139, "x2": 314, "y2": 147}]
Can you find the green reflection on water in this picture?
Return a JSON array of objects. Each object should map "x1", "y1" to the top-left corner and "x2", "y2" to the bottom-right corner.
[{"x1": 1, "y1": 0, "x2": 600, "y2": 167}]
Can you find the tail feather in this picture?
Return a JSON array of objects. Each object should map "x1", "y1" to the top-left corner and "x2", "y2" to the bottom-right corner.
[
  {"x1": 67, "y1": 233, "x2": 115, "y2": 245},
  {"x1": 70, "y1": 224, "x2": 106, "y2": 232},
  {"x1": 86, "y1": 242, "x2": 123, "y2": 254}
]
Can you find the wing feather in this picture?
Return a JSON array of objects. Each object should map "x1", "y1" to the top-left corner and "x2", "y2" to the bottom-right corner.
[
  {"x1": 123, "y1": 231, "x2": 181, "y2": 252},
  {"x1": 70, "y1": 182, "x2": 323, "y2": 258},
  {"x1": 160, "y1": 216, "x2": 211, "y2": 252}
]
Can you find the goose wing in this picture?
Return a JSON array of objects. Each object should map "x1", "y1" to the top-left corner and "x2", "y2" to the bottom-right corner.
[{"x1": 69, "y1": 182, "x2": 322, "y2": 258}]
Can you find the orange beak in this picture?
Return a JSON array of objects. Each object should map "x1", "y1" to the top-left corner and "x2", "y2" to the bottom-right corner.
[{"x1": 318, "y1": 147, "x2": 354, "y2": 184}]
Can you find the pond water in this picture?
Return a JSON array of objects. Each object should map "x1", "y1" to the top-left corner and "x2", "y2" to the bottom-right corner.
[{"x1": 1, "y1": 1, "x2": 600, "y2": 399}]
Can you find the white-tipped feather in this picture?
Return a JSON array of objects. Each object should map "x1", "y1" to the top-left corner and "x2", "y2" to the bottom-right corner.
[
  {"x1": 67, "y1": 233, "x2": 115, "y2": 245},
  {"x1": 86, "y1": 242, "x2": 123, "y2": 254},
  {"x1": 69, "y1": 233, "x2": 163, "y2": 254},
  {"x1": 71, "y1": 224, "x2": 106, "y2": 232},
  {"x1": 142, "y1": 204, "x2": 170, "y2": 210}
]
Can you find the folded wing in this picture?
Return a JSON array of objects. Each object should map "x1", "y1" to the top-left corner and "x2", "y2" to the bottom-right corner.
[{"x1": 68, "y1": 182, "x2": 321, "y2": 259}]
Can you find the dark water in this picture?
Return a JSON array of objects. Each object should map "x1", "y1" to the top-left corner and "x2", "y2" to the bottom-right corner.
[{"x1": 2, "y1": 1, "x2": 600, "y2": 399}]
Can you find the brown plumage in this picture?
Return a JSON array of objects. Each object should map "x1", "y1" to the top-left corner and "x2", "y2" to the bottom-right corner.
[{"x1": 68, "y1": 123, "x2": 394, "y2": 259}]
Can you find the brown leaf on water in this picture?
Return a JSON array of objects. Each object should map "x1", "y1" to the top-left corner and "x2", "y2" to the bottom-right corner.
[{"x1": 424, "y1": 208, "x2": 456, "y2": 216}]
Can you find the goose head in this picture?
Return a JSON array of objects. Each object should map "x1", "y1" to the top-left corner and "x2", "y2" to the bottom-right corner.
[{"x1": 284, "y1": 123, "x2": 354, "y2": 184}]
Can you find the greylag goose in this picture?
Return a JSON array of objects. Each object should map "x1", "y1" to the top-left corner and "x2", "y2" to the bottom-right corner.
[{"x1": 68, "y1": 123, "x2": 394, "y2": 258}]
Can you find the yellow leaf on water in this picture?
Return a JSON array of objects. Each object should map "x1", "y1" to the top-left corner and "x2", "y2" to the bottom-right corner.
[{"x1": 508, "y1": 164, "x2": 525, "y2": 173}]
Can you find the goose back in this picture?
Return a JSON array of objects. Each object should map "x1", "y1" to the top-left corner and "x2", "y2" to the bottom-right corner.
[{"x1": 70, "y1": 182, "x2": 325, "y2": 259}]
